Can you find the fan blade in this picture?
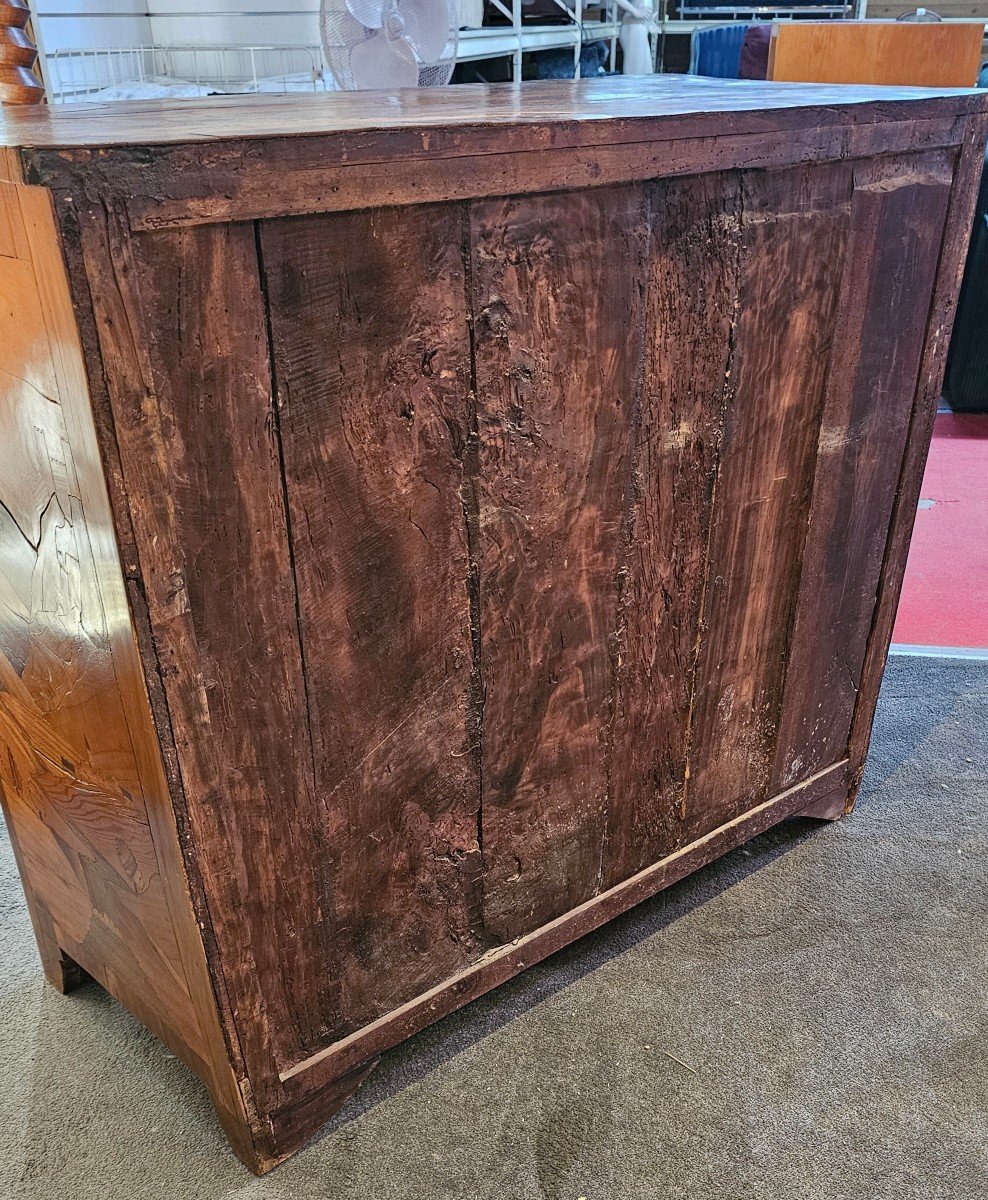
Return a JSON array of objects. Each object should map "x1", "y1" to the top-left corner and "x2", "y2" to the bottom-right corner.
[
  {"x1": 349, "y1": 30, "x2": 419, "y2": 87},
  {"x1": 391, "y1": 0, "x2": 451, "y2": 63},
  {"x1": 345, "y1": 0, "x2": 386, "y2": 29}
]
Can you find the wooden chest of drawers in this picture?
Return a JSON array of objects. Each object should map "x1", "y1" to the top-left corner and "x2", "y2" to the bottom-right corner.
[{"x1": 0, "y1": 78, "x2": 985, "y2": 1173}]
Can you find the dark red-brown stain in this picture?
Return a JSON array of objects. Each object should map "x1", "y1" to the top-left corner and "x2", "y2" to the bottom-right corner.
[{"x1": 1, "y1": 80, "x2": 985, "y2": 1173}]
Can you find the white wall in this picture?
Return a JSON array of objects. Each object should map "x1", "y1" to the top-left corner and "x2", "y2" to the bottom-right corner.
[
  {"x1": 32, "y1": 0, "x2": 153, "y2": 97},
  {"x1": 34, "y1": 0, "x2": 152, "y2": 53},
  {"x1": 32, "y1": 0, "x2": 328, "y2": 97},
  {"x1": 33, "y1": 0, "x2": 325, "y2": 58},
  {"x1": 147, "y1": 0, "x2": 321, "y2": 48}
]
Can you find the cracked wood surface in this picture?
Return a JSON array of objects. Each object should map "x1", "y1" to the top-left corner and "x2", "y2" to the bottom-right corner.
[
  {"x1": 680, "y1": 163, "x2": 852, "y2": 843},
  {"x1": 602, "y1": 171, "x2": 742, "y2": 887},
  {"x1": 0, "y1": 84, "x2": 983, "y2": 1173},
  {"x1": 78, "y1": 215, "x2": 332, "y2": 1117},
  {"x1": 83, "y1": 153, "x2": 955, "y2": 1085},
  {"x1": 470, "y1": 186, "x2": 646, "y2": 940},
  {"x1": 259, "y1": 204, "x2": 484, "y2": 1042}
]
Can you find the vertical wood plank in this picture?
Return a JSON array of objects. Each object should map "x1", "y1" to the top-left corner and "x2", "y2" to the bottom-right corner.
[
  {"x1": 470, "y1": 185, "x2": 647, "y2": 940},
  {"x1": 0, "y1": 180, "x2": 29, "y2": 258},
  {"x1": 849, "y1": 113, "x2": 988, "y2": 791},
  {"x1": 681, "y1": 163, "x2": 851, "y2": 843},
  {"x1": 14, "y1": 184, "x2": 253, "y2": 1160},
  {"x1": 772, "y1": 151, "x2": 953, "y2": 792},
  {"x1": 81, "y1": 213, "x2": 323, "y2": 1111},
  {"x1": 258, "y1": 204, "x2": 482, "y2": 1040},
  {"x1": 600, "y1": 171, "x2": 742, "y2": 889}
]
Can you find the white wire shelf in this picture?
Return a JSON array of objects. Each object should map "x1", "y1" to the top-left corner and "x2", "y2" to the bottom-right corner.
[
  {"x1": 458, "y1": 20, "x2": 623, "y2": 61},
  {"x1": 48, "y1": 44, "x2": 329, "y2": 102}
]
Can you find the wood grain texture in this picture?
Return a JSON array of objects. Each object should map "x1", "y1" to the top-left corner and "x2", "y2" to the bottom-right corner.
[
  {"x1": 3, "y1": 76, "x2": 983, "y2": 155},
  {"x1": 285, "y1": 758, "x2": 852, "y2": 1091},
  {"x1": 258, "y1": 204, "x2": 483, "y2": 1041},
  {"x1": 772, "y1": 151, "x2": 953, "y2": 792},
  {"x1": 77, "y1": 213, "x2": 327, "y2": 1115},
  {"x1": 681, "y1": 162, "x2": 851, "y2": 843},
  {"x1": 601, "y1": 171, "x2": 742, "y2": 888},
  {"x1": 849, "y1": 112, "x2": 988, "y2": 790},
  {"x1": 469, "y1": 186, "x2": 646, "y2": 940},
  {"x1": 0, "y1": 179, "x2": 28, "y2": 257},
  {"x1": 115, "y1": 117, "x2": 964, "y2": 233},
  {"x1": 0, "y1": 383, "x2": 182, "y2": 1023},
  {"x1": 0, "y1": 145, "x2": 23, "y2": 186},
  {"x1": 0, "y1": 0, "x2": 43, "y2": 106},
  {"x1": 769, "y1": 20, "x2": 984, "y2": 89},
  {"x1": 0, "y1": 179, "x2": 246, "y2": 1146},
  {"x1": 0, "y1": 81, "x2": 983, "y2": 1175},
  {"x1": 4, "y1": 79, "x2": 979, "y2": 233}
]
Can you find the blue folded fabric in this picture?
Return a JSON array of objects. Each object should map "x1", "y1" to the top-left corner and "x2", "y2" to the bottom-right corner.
[{"x1": 688, "y1": 22, "x2": 752, "y2": 79}]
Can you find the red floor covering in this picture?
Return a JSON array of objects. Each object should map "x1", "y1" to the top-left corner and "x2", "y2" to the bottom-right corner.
[{"x1": 892, "y1": 411, "x2": 988, "y2": 650}]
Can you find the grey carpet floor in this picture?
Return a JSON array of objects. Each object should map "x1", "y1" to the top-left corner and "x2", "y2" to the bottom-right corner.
[{"x1": 2, "y1": 653, "x2": 987, "y2": 1200}]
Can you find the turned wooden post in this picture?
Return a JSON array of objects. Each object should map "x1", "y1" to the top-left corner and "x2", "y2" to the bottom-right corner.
[{"x1": 0, "y1": 0, "x2": 44, "y2": 105}]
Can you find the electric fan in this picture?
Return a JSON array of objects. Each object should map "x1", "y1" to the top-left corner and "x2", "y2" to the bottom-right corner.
[{"x1": 321, "y1": 0, "x2": 458, "y2": 89}]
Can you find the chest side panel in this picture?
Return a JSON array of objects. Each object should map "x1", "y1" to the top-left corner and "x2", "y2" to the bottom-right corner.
[
  {"x1": 0, "y1": 181, "x2": 242, "y2": 1135},
  {"x1": 771, "y1": 151, "x2": 953, "y2": 791}
]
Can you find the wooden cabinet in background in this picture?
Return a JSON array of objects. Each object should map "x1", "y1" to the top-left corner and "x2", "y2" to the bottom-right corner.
[
  {"x1": 767, "y1": 20, "x2": 985, "y2": 88},
  {"x1": 0, "y1": 78, "x2": 985, "y2": 1174}
]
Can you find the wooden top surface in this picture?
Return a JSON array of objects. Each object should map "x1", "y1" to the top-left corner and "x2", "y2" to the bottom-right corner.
[{"x1": 2, "y1": 75, "x2": 985, "y2": 154}]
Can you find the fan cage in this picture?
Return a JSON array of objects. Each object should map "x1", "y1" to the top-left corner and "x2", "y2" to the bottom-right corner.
[{"x1": 321, "y1": 0, "x2": 459, "y2": 90}]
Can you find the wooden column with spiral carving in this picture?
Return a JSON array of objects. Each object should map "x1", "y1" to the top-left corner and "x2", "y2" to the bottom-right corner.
[{"x1": 0, "y1": 0, "x2": 44, "y2": 104}]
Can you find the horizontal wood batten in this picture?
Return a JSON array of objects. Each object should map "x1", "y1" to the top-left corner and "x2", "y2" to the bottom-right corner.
[
  {"x1": 113, "y1": 116, "x2": 967, "y2": 229},
  {"x1": 280, "y1": 759, "x2": 851, "y2": 1090}
]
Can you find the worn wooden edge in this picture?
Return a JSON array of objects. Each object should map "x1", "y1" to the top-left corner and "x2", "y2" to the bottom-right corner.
[
  {"x1": 0, "y1": 788, "x2": 75, "y2": 989},
  {"x1": 847, "y1": 109, "x2": 988, "y2": 796},
  {"x1": 247, "y1": 1059, "x2": 381, "y2": 1176},
  {"x1": 800, "y1": 789, "x2": 848, "y2": 821},
  {"x1": 17, "y1": 99, "x2": 976, "y2": 222},
  {"x1": 16, "y1": 90, "x2": 986, "y2": 167},
  {"x1": 25, "y1": 185, "x2": 269, "y2": 1164},
  {"x1": 113, "y1": 115, "x2": 972, "y2": 232},
  {"x1": 279, "y1": 759, "x2": 851, "y2": 1093},
  {"x1": 0, "y1": 178, "x2": 30, "y2": 258},
  {"x1": 0, "y1": 143, "x2": 23, "y2": 185},
  {"x1": 16, "y1": 183, "x2": 257, "y2": 1154}
]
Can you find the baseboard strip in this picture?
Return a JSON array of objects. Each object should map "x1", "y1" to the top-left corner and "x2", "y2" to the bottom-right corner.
[{"x1": 281, "y1": 758, "x2": 851, "y2": 1090}]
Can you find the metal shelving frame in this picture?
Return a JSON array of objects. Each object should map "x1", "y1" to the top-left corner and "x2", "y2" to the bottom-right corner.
[
  {"x1": 458, "y1": 0, "x2": 865, "y2": 80},
  {"x1": 460, "y1": 0, "x2": 623, "y2": 79},
  {"x1": 657, "y1": 1, "x2": 866, "y2": 44}
]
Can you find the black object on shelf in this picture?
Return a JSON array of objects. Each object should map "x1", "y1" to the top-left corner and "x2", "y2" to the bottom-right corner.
[{"x1": 532, "y1": 40, "x2": 609, "y2": 78}]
